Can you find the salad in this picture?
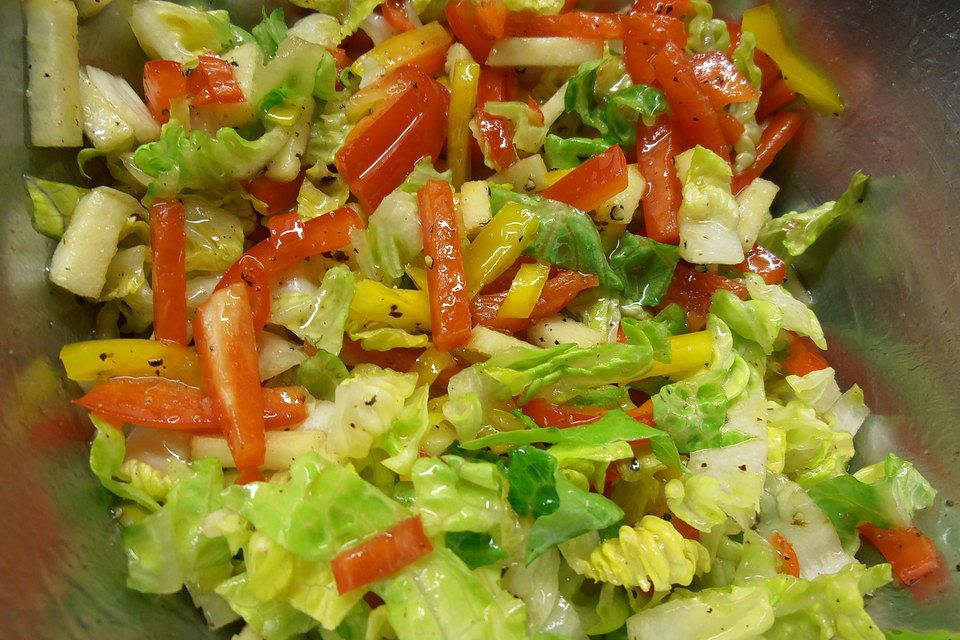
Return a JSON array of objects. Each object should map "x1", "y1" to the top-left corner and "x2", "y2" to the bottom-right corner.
[{"x1": 21, "y1": 0, "x2": 945, "y2": 638}]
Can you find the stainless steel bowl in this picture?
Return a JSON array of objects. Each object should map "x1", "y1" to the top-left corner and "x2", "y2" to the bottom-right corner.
[{"x1": 1, "y1": 0, "x2": 958, "y2": 636}]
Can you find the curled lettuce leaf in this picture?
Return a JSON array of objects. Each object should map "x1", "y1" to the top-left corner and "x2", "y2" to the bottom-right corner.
[
  {"x1": 676, "y1": 146, "x2": 744, "y2": 265},
  {"x1": 485, "y1": 102, "x2": 551, "y2": 154},
  {"x1": 23, "y1": 175, "x2": 87, "y2": 239},
  {"x1": 252, "y1": 8, "x2": 289, "y2": 59},
  {"x1": 293, "y1": 350, "x2": 350, "y2": 401},
  {"x1": 711, "y1": 289, "x2": 783, "y2": 355},
  {"x1": 767, "y1": 399, "x2": 854, "y2": 488},
  {"x1": 353, "y1": 190, "x2": 422, "y2": 285},
  {"x1": 544, "y1": 134, "x2": 612, "y2": 170},
  {"x1": 128, "y1": 1, "x2": 229, "y2": 63},
  {"x1": 686, "y1": 0, "x2": 731, "y2": 53},
  {"x1": 744, "y1": 274, "x2": 825, "y2": 349},
  {"x1": 503, "y1": 549, "x2": 588, "y2": 638},
  {"x1": 290, "y1": 0, "x2": 386, "y2": 38},
  {"x1": 89, "y1": 416, "x2": 167, "y2": 512},
  {"x1": 626, "y1": 585, "x2": 775, "y2": 640},
  {"x1": 380, "y1": 386, "x2": 431, "y2": 475},
  {"x1": 270, "y1": 265, "x2": 356, "y2": 355}
]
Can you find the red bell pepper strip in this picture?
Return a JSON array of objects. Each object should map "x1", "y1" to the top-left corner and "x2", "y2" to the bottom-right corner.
[
  {"x1": 335, "y1": 73, "x2": 449, "y2": 212},
  {"x1": 76, "y1": 378, "x2": 308, "y2": 431},
  {"x1": 476, "y1": 68, "x2": 519, "y2": 171},
  {"x1": 662, "y1": 264, "x2": 748, "y2": 331},
  {"x1": 717, "y1": 109, "x2": 745, "y2": 146},
  {"x1": 187, "y1": 55, "x2": 246, "y2": 106},
  {"x1": 472, "y1": 271, "x2": 600, "y2": 333},
  {"x1": 339, "y1": 338, "x2": 423, "y2": 373},
  {"x1": 332, "y1": 516, "x2": 434, "y2": 594},
  {"x1": 522, "y1": 398, "x2": 606, "y2": 427},
  {"x1": 418, "y1": 180, "x2": 473, "y2": 351},
  {"x1": 623, "y1": 13, "x2": 687, "y2": 85},
  {"x1": 735, "y1": 244, "x2": 787, "y2": 284},
  {"x1": 637, "y1": 118, "x2": 683, "y2": 244},
  {"x1": 193, "y1": 284, "x2": 266, "y2": 474},
  {"x1": 540, "y1": 145, "x2": 629, "y2": 212},
  {"x1": 217, "y1": 208, "x2": 363, "y2": 329},
  {"x1": 756, "y1": 77, "x2": 798, "y2": 121},
  {"x1": 445, "y1": 0, "x2": 496, "y2": 62},
  {"x1": 242, "y1": 172, "x2": 306, "y2": 216},
  {"x1": 143, "y1": 60, "x2": 187, "y2": 124},
  {"x1": 732, "y1": 111, "x2": 803, "y2": 193},
  {"x1": 783, "y1": 333, "x2": 829, "y2": 377},
  {"x1": 653, "y1": 43, "x2": 729, "y2": 159},
  {"x1": 690, "y1": 51, "x2": 761, "y2": 110},
  {"x1": 504, "y1": 11, "x2": 624, "y2": 39},
  {"x1": 770, "y1": 532, "x2": 801, "y2": 577},
  {"x1": 149, "y1": 200, "x2": 188, "y2": 347},
  {"x1": 381, "y1": 0, "x2": 416, "y2": 32},
  {"x1": 859, "y1": 524, "x2": 941, "y2": 586},
  {"x1": 475, "y1": 0, "x2": 508, "y2": 39},
  {"x1": 631, "y1": 0, "x2": 694, "y2": 18}
]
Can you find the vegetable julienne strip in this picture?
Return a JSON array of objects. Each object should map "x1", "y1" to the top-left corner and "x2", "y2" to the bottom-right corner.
[{"x1": 27, "y1": 1, "x2": 939, "y2": 638}]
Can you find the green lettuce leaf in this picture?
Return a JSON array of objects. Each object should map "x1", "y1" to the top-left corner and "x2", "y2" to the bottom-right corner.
[
  {"x1": 88, "y1": 416, "x2": 165, "y2": 512},
  {"x1": 768, "y1": 399, "x2": 854, "y2": 488},
  {"x1": 133, "y1": 123, "x2": 288, "y2": 197},
  {"x1": 676, "y1": 146, "x2": 744, "y2": 265},
  {"x1": 710, "y1": 288, "x2": 783, "y2": 354},
  {"x1": 222, "y1": 452, "x2": 407, "y2": 561},
  {"x1": 620, "y1": 304, "x2": 686, "y2": 363},
  {"x1": 270, "y1": 265, "x2": 356, "y2": 355},
  {"x1": 182, "y1": 196, "x2": 247, "y2": 273},
  {"x1": 502, "y1": 446, "x2": 560, "y2": 518},
  {"x1": 744, "y1": 273, "x2": 826, "y2": 349},
  {"x1": 252, "y1": 8, "x2": 289, "y2": 59},
  {"x1": 808, "y1": 453, "x2": 936, "y2": 545},
  {"x1": 502, "y1": 548, "x2": 588, "y2": 637},
  {"x1": 652, "y1": 369, "x2": 745, "y2": 452},
  {"x1": 445, "y1": 531, "x2": 509, "y2": 569},
  {"x1": 732, "y1": 31, "x2": 762, "y2": 88},
  {"x1": 215, "y1": 571, "x2": 319, "y2": 640},
  {"x1": 607, "y1": 233, "x2": 680, "y2": 306},
  {"x1": 305, "y1": 109, "x2": 353, "y2": 166},
  {"x1": 543, "y1": 134, "x2": 611, "y2": 170},
  {"x1": 352, "y1": 190, "x2": 422, "y2": 286},
  {"x1": 484, "y1": 102, "x2": 550, "y2": 154},
  {"x1": 293, "y1": 350, "x2": 350, "y2": 401},
  {"x1": 626, "y1": 585, "x2": 774, "y2": 639},
  {"x1": 686, "y1": 0, "x2": 731, "y2": 53},
  {"x1": 759, "y1": 171, "x2": 869, "y2": 257},
  {"x1": 379, "y1": 386, "x2": 431, "y2": 475},
  {"x1": 23, "y1": 175, "x2": 87, "y2": 239},
  {"x1": 290, "y1": 0, "x2": 385, "y2": 38}
]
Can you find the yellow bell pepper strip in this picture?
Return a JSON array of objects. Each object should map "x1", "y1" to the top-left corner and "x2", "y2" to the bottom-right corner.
[
  {"x1": 405, "y1": 265, "x2": 429, "y2": 291},
  {"x1": 447, "y1": 60, "x2": 481, "y2": 188},
  {"x1": 354, "y1": 22, "x2": 454, "y2": 86},
  {"x1": 412, "y1": 347, "x2": 457, "y2": 387},
  {"x1": 348, "y1": 280, "x2": 432, "y2": 332},
  {"x1": 462, "y1": 202, "x2": 540, "y2": 298},
  {"x1": 60, "y1": 339, "x2": 203, "y2": 386},
  {"x1": 496, "y1": 262, "x2": 550, "y2": 319},
  {"x1": 644, "y1": 331, "x2": 713, "y2": 379},
  {"x1": 742, "y1": 4, "x2": 845, "y2": 116}
]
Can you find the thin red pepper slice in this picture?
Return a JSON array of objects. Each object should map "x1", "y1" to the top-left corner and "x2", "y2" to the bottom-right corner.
[
  {"x1": 859, "y1": 524, "x2": 941, "y2": 586},
  {"x1": 381, "y1": 0, "x2": 416, "y2": 32},
  {"x1": 242, "y1": 172, "x2": 306, "y2": 216},
  {"x1": 475, "y1": 0, "x2": 508, "y2": 39},
  {"x1": 732, "y1": 111, "x2": 803, "y2": 193},
  {"x1": 193, "y1": 284, "x2": 265, "y2": 475},
  {"x1": 504, "y1": 11, "x2": 624, "y2": 39},
  {"x1": 783, "y1": 333, "x2": 829, "y2": 377},
  {"x1": 149, "y1": 199, "x2": 188, "y2": 347},
  {"x1": 522, "y1": 398, "x2": 606, "y2": 427},
  {"x1": 332, "y1": 516, "x2": 434, "y2": 594},
  {"x1": 662, "y1": 264, "x2": 748, "y2": 331},
  {"x1": 653, "y1": 42, "x2": 729, "y2": 160},
  {"x1": 76, "y1": 378, "x2": 308, "y2": 431},
  {"x1": 540, "y1": 145, "x2": 629, "y2": 212},
  {"x1": 770, "y1": 532, "x2": 801, "y2": 577},
  {"x1": 472, "y1": 271, "x2": 600, "y2": 333},
  {"x1": 690, "y1": 50, "x2": 761, "y2": 110},
  {"x1": 187, "y1": 55, "x2": 246, "y2": 106},
  {"x1": 445, "y1": 0, "x2": 496, "y2": 62},
  {"x1": 637, "y1": 118, "x2": 683, "y2": 244},
  {"x1": 217, "y1": 207, "x2": 364, "y2": 327},
  {"x1": 756, "y1": 77, "x2": 798, "y2": 121},
  {"x1": 734, "y1": 244, "x2": 787, "y2": 284},
  {"x1": 143, "y1": 60, "x2": 187, "y2": 124},
  {"x1": 623, "y1": 13, "x2": 687, "y2": 85},
  {"x1": 476, "y1": 68, "x2": 519, "y2": 171},
  {"x1": 418, "y1": 180, "x2": 473, "y2": 352}
]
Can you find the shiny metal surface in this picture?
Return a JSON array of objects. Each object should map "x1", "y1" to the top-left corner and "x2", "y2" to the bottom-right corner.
[{"x1": 1, "y1": 0, "x2": 958, "y2": 636}]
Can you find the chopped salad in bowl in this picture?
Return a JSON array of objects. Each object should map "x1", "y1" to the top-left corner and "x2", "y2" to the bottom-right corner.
[{"x1": 21, "y1": 0, "x2": 944, "y2": 638}]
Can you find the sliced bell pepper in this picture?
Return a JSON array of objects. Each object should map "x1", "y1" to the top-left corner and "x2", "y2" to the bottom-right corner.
[
  {"x1": 381, "y1": 0, "x2": 416, "y2": 32},
  {"x1": 340, "y1": 337, "x2": 423, "y2": 372},
  {"x1": 653, "y1": 42, "x2": 728, "y2": 160},
  {"x1": 731, "y1": 111, "x2": 803, "y2": 194},
  {"x1": 193, "y1": 284, "x2": 265, "y2": 475},
  {"x1": 741, "y1": 3, "x2": 845, "y2": 116},
  {"x1": 690, "y1": 50, "x2": 761, "y2": 110},
  {"x1": 60, "y1": 339, "x2": 202, "y2": 386},
  {"x1": 540, "y1": 145, "x2": 629, "y2": 212},
  {"x1": 474, "y1": 0, "x2": 508, "y2": 39},
  {"x1": 335, "y1": 72, "x2": 449, "y2": 212},
  {"x1": 522, "y1": 398, "x2": 605, "y2": 427},
  {"x1": 644, "y1": 331, "x2": 712, "y2": 378},
  {"x1": 497, "y1": 262, "x2": 550, "y2": 319},
  {"x1": 859, "y1": 524, "x2": 941, "y2": 586},
  {"x1": 476, "y1": 68, "x2": 519, "y2": 171},
  {"x1": 445, "y1": 0, "x2": 496, "y2": 62},
  {"x1": 622, "y1": 13, "x2": 686, "y2": 85},
  {"x1": 331, "y1": 515, "x2": 433, "y2": 594},
  {"x1": 242, "y1": 172, "x2": 306, "y2": 216},
  {"x1": 348, "y1": 280, "x2": 432, "y2": 332},
  {"x1": 756, "y1": 77, "x2": 797, "y2": 121},
  {"x1": 662, "y1": 264, "x2": 748, "y2": 331},
  {"x1": 504, "y1": 11, "x2": 624, "y2": 39},
  {"x1": 355, "y1": 21, "x2": 453, "y2": 80},
  {"x1": 735, "y1": 244, "x2": 787, "y2": 284},
  {"x1": 717, "y1": 109, "x2": 746, "y2": 146},
  {"x1": 447, "y1": 60, "x2": 481, "y2": 188},
  {"x1": 770, "y1": 531, "x2": 800, "y2": 577},
  {"x1": 471, "y1": 270, "x2": 599, "y2": 333},
  {"x1": 462, "y1": 202, "x2": 540, "y2": 298},
  {"x1": 412, "y1": 347, "x2": 457, "y2": 387},
  {"x1": 186, "y1": 55, "x2": 246, "y2": 106},
  {"x1": 76, "y1": 378, "x2": 307, "y2": 431},
  {"x1": 783, "y1": 333, "x2": 828, "y2": 377},
  {"x1": 637, "y1": 118, "x2": 682, "y2": 244},
  {"x1": 343, "y1": 66, "x2": 424, "y2": 123},
  {"x1": 149, "y1": 199, "x2": 188, "y2": 347},
  {"x1": 217, "y1": 208, "x2": 363, "y2": 329},
  {"x1": 143, "y1": 60, "x2": 187, "y2": 124},
  {"x1": 418, "y1": 180, "x2": 473, "y2": 351}
]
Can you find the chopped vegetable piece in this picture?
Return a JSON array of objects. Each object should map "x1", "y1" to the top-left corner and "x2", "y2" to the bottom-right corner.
[
  {"x1": 756, "y1": 77, "x2": 797, "y2": 121},
  {"x1": 476, "y1": 68, "x2": 519, "y2": 171},
  {"x1": 783, "y1": 333, "x2": 829, "y2": 377},
  {"x1": 60, "y1": 339, "x2": 202, "y2": 386},
  {"x1": 859, "y1": 524, "x2": 941, "y2": 586},
  {"x1": 444, "y1": 0, "x2": 496, "y2": 61},
  {"x1": 735, "y1": 244, "x2": 787, "y2": 284},
  {"x1": 504, "y1": 11, "x2": 624, "y2": 39},
  {"x1": 149, "y1": 199, "x2": 188, "y2": 346},
  {"x1": 143, "y1": 59, "x2": 187, "y2": 124},
  {"x1": 539, "y1": 145, "x2": 629, "y2": 213},
  {"x1": 186, "y1": 55, "x2": 246, "y2": 106},
  {"x1": 732, "y1": 111, "x2": 803, "y2": 193},
  {"x1": 381, "y1": 0, "x2": 416, "y2": 32},
  {"x1": 689, "y1": 50, "x2": 761, "y2": 110},
  {"x1": 662, "y1": 264, "x2": 748, "y2": 330},
  {"x1": 771, "y1": 531, "x2": 800, "y2": 577},
  {"x1": 447, "y1": 60, "x2": 481, "y2": 187},
  {"x1": 355, "y1": 21, "x2": 453, "y2": 80},
  {"x1": 637, "y1": 118, "x2": 683, "y2": 244},
  {"x1": 242, "y1": 172, "x2": 305, "y2": 216},
  {"x1": 331, "y1": 515, "x2": 433, "y2": 594},
  {"x1": 193, "y1": 284, "x2": 265, "y2": 474},
  {"x1": 462, "y1": 202, "x2": 540, "y2": 298},
  {"x1": 471, "y1": 270, "x2": 599, "y2": 332},
  {"x1": 497, "y1": 262, "x2": 550, "y2": 319},
  {"x1": 418, "y1": 180, "x2": 473, "y2": 351},
  {"x1": 623, "y1": 13, "x2": 687, "y2": 84}
]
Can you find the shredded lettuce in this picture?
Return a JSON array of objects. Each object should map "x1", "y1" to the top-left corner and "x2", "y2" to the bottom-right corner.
[
  {"x1": 626, "y1": 585, "x2": 774, "y2": 640},
  {"x1": 676, "y1": 146, "x2": 745, "y2": 265},
  {"x1": 502, "y1": 446, "x2": 561, "y2": 518},
  {"x1": 686, "y1": 0, "x2": 731, "y2": 53},
  {"x1": 544, "y1": 134, "x2": 612, "y2": 170},
  {"x1": 710, "y1": 289, "x2": 783, "y2": 355},
  {"x1": 293, "y1": 351, "x2": 351, "y2": 401},
  {"x1": 23, "y1": 175, "x2": 87, "y2": 239},
  {"x1": 252, "y1": 8, "x2": 289, "y2": 59},
  {"x1": 270, "y1": 265, "x2": 356, "y2": 355},
  {"x1": 352, "y1": 190, "x2": 422, "y2": 285}
]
